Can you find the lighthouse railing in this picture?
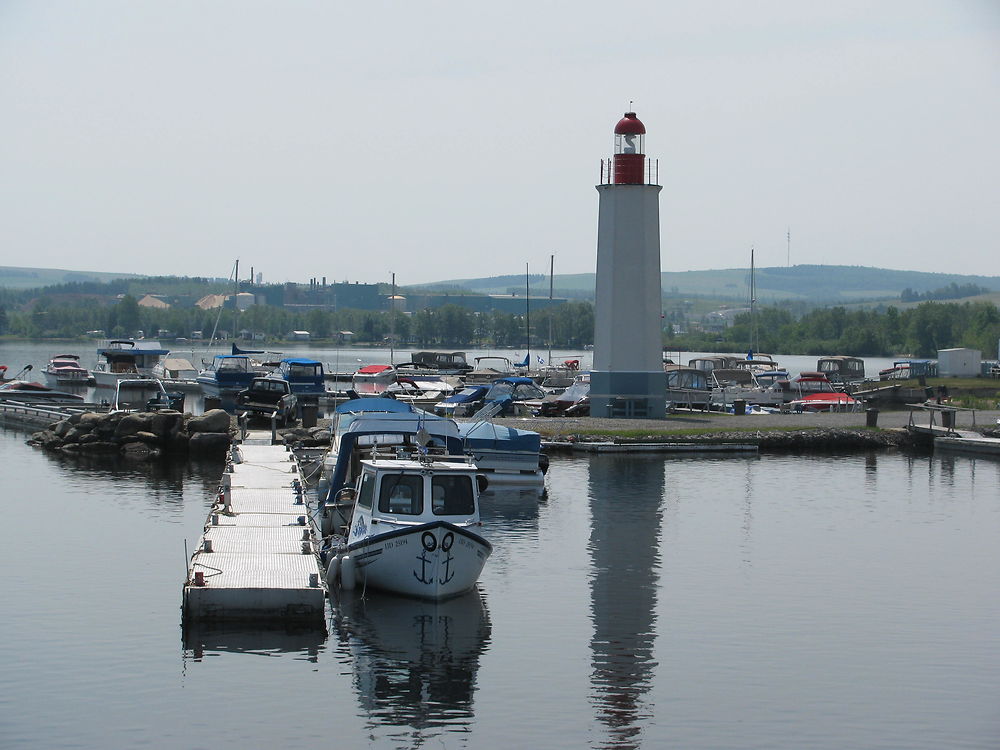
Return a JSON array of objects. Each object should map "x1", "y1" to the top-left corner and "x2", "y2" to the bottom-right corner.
[{"x1": 600, "y1": 157, "x2": 660, "y2": 186}]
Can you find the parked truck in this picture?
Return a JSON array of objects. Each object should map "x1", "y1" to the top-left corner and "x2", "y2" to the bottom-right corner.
[{"x1": 235, "y1": 377, "x2": 297, "y2": 426}]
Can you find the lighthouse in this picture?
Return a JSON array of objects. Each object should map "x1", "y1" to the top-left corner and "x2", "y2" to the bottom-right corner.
[{"x1": 590, "y1": 111, "x2": 666, "y2": 418}]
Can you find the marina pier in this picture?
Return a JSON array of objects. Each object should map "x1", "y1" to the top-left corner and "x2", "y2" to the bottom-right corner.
[{"x1": 182, "y1": 429, "x2": 325, "y2": 623}]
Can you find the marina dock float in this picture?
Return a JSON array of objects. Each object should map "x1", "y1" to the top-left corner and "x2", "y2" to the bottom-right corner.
[
  {"x1": 0, "y1": 399, "x2": 103, "y2": 429},
  {"x1": 182, "y1": 430, "x2": 325, "y2": 623},
  {"x1": 906, "y1": 403, "x2": 981, "y2": 442},
  {"x1": 934, "y1": 435, "x2": 1000, "y2": 456}
]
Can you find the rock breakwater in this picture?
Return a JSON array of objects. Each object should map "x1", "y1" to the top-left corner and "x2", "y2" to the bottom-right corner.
[{"x1": 28, "y1": 408, "x2": 235, "y2": 459}]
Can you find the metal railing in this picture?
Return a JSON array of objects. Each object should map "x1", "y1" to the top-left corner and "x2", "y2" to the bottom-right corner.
[{"x1": 599, "y1": 157, "x2": 660, "y2": 185}]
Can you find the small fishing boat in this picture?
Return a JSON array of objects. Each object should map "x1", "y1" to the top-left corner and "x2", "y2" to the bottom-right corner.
[
  {"x1": 323, "y1": 442, "x2": 492, "y2": 600},
  {"x1": 435, "y1": 385, "x2": 491, "y2": 418},
  {"x1": 151, "y1": 357, "x2": 200, "y2": 391},
  {"x1": 383, "y1": 375, "x2": 456, "y2": 406},
  {"x1": 196, "y1": 354, "x2": 258, "y2": 397},
  {"x1": 463, "y1": 356, "x2": 517, "y2": 385},
  {"x1": 351, "y1": 364, "x2": 397, "y2": 397},
  {"x1": 785, "y1": 372, "x2": 860, "y2": 411},
  {"x1": 817, "y1": 356, "x2": 866, "y2": 384},
  {"x1": 42, "y1": 355, "x2": 92, "y2": 386},
  {"x1": 110, "y1": 378, "x2": 180, "y2": 413},
  {"x1": 276, "y1": 357, "x2": 326, "y2": 403},
  {"x1": 537, "y1": 371, "x2": 590, "y2": 416}
]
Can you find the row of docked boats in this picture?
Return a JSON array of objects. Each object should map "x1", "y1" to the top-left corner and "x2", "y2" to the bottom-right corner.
[
  {"x1": 665, "y1": 354, "x2": 866, "y2": 412},
  {"x1": 309, "y1": 394, "x2": 546, "y2": 601}
]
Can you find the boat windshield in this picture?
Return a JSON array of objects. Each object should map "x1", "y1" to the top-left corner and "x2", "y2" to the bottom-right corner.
[
  {"x1": 432, "y1": 475, "x2": 475, "y2": 516},
  {"x1": 378, "y1": 474, "x2": 424, "y2": 515}
]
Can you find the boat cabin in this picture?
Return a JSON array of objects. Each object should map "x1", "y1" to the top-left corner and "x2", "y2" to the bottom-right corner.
[
  {"x1": 817, "y1": 356, "x2": 865, "y2": 383},
  {"x1": 96, "y1": 340, "x2": 169, "y2": 374},
  {"x1": 879, "y1": 359, "x2": 938, "y2": 381},
  {"x1": 688, "y1": 356, "x2": 742, "y2": 373},
  {"x1": 665, "y1": 365, "x2": 711, "y2": 409},
  {"x1": 277, "y1": 357, "x2": 325, "y2": 399},
  {"x1": 406, "y1": 351, "x2": 471, "y2": 373},
  {"x1": 353, "y1": 456, "x2": 483, "y2": 523}
]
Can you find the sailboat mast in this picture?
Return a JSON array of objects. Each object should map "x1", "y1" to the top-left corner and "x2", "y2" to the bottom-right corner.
[
  {"x1": 525, "y1": 263, "x2": 530, "y2": 369},
  {"x1": 234, "y1": 259, "x2": 239, "y2": 342},
  {"x1": 390, "y1": 272, "x2": 395, "y2": 366},
  {"x1": 749, "y1": 247, "x2": 757, "y2": 357},
  {"x1": 548, "y1": 254, "x2": 554, "y2": 368}
]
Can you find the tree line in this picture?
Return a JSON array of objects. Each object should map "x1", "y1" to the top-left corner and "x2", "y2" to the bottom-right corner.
[
  {"x1": 672, "y1": 301, "x2": 1000, "y2": 358},
  {"x1": 2, "y1": 293, "x2": 998, "y2": 360},
  {"x1": 0, "y1": 296, "x2": 595, "y2": 350},
  {"x1": 900, "y1": 282, "x2": 990, "y2": 303}
]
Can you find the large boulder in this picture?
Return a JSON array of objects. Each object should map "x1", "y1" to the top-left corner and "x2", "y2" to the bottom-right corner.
[
  {"x1": 149, "y1": 411, "x2": 184, "y2": 439},
  {"x1": 94, "y1": 413, "x2": 124, "y2": 438},
  {"x1": 53, "y1": 419, "x2": 74, "y2": 438},
  {"x1": 78, "y1": 412, "x2": 106, "y2": 430},
  {"x1": 115, "y1": 413, "x2": 152, "y2": 439},
  {"x1": 30, "y1": 430, "x2": 63, "y2": 449},
  {"x1": 187, "y1": 409, "x2": 232, "y2": 434},
  {"x1": 188, "y1": 432, "x2": 231, "y2": 454}
]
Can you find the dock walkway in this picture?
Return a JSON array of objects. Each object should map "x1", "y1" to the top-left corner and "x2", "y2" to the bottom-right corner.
[
  {"x1": 182, "y1": 429, "x2": 325, "y2": 623},
  {"x1": 0, "y1": 399, "x2": 105, "y2": 429}
]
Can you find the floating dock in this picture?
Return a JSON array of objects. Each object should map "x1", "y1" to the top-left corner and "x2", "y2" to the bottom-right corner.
[
  {"x1": 182, "y1": 430, "x2": 326, "y2": 623},
  {"x1": 934, "y1": 435, "x2": 1000, "y2": 456},
  {"x1": 0, "y1": 399, "x2": 104, "y2": 429}
]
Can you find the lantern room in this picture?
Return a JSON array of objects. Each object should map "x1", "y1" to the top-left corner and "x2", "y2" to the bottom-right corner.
[{"x1": 612, "y1": 111, "x2": 646, "y2": 184}]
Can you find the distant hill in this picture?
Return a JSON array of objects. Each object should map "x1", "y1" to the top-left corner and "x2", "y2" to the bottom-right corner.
[
  {"x1": 0, "y1": 266, "x2": 140, "y2": 290},
  {"x1": 422, "y1": 265, "x2": 1000, "y2": 304}
]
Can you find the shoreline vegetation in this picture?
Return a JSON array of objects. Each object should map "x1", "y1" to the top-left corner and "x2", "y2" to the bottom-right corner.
[{"x1": 2, "y1": 273, "x2": 999, "y2": 355}]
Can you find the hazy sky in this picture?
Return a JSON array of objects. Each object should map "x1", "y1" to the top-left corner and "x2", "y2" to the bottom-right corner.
[{"x1": 2, "y1": 1, "x2": 999, "y2": 286}]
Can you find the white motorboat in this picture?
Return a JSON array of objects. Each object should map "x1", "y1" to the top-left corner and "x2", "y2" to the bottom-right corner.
[
  {"x1": 42, "y1": 354, "x2": 92, "y2": 386},
  {"x1": 0, "y1": 380, "x2": 85, "y2": 403},
  {"x1": 323, "y1": 448, "x2": 492, "y2": 600},
  {"x1": 151, "y1": 357, "x2": 200, "y2": 390},
  {"x1": 92, "y1": 340, "x2": 171, "y2": 388},
  {"x1": 110, "y1": 378, "x2": 178, "y2": 413}
]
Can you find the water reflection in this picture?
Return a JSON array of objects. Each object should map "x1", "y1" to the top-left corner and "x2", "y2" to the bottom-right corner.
[
  {"x1": 587, "y1": 455, "x2": 666, "y2": 749},
  {"x1": 182, "y1": 622, "x2": 326, "y2": 662},
  {"x1": 479, "y1": 487, "x2": 543, "y2": 528},
  {"x1": 35, "y1": 444, "x2": 225, "y2": 510},
  {"x1": 331, "y1": 590, "x2": 491, "y2": 739}
]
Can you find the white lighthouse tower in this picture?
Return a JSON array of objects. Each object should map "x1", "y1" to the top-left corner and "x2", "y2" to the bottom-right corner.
[{"x1": 590, "y1": 111, "x2": 666, "y2": 418}]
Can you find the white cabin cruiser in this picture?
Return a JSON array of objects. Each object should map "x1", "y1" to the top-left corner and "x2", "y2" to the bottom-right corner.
[{"x1": 324, "y1": 449, "x2": 492, "y2": 600}]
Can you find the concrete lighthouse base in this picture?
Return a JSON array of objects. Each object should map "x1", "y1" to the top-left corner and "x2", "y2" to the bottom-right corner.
[{"x1": 589, "y1": 370, "x2": 667, "y2": 419}]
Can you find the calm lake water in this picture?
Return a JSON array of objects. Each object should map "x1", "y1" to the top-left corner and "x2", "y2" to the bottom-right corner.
[{"x1": 1, "y1": 415, "x2": 998, "y2": 748}]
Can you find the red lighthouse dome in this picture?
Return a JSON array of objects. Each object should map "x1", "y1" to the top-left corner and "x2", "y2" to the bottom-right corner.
[{"x1": 613, "y1": 111, "x2": 646, "y2": 184}]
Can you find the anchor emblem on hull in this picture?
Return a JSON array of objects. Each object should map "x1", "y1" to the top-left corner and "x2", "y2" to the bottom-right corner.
[
  {"x1": 412, "y1": 530, "x2": 458, "y2": 586},
  {"x1": 439, "y1": 532, "x2": 455, "y2": 584},
  {"x1": 414, "y1": 531, "x2": 438, "y2": 585}
]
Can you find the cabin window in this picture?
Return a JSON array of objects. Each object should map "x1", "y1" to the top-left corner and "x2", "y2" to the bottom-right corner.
[
  {"x1": 431, "y1": 475, "x2": 475, "y2": 516},
  {"x1": 357, "y1": 473, "x2": 375, "y2": 510},
  {"x1": 378, "y1": 474, "x2": 424, "y2": 515}
]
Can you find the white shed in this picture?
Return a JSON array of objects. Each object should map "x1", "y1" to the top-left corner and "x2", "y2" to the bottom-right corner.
[{"x1": 937, "y1": 348, "x2": 981, "y2": 377}]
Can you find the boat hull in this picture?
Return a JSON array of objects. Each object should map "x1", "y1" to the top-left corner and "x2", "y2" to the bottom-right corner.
[{"x1": 345, "y1": 521, "x2": 491, "y2": 600}]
